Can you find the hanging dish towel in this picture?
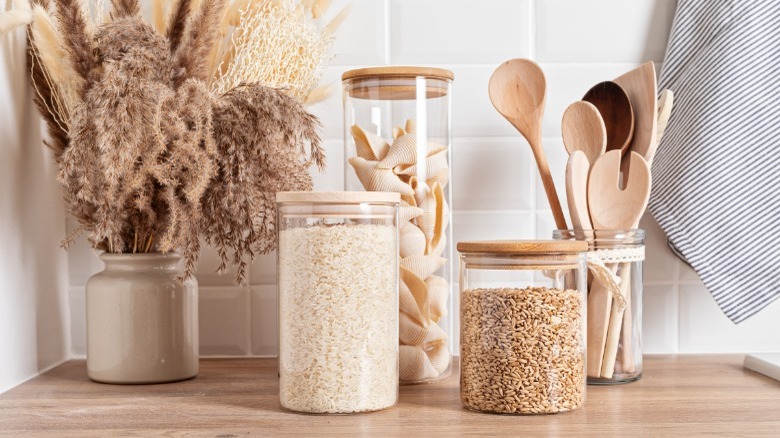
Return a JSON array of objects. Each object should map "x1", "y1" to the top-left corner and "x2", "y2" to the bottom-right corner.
[{"x1": 650, "y1": 0, "x2": 780, "y2": 323}]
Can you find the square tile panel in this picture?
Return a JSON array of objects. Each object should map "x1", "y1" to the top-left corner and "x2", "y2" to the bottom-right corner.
[
  {"x1": 251, "y1": 286, "x2": 278, "y2": 357},
  {"x1": 642, "y1": 284, "x2": 678, "y2": 354},
  {"x1": 389, "y1": 0, "x2": 532, "y2": 64},
  {"x1": 452, "y1": 138, "x2": 534, "y2": 211},
  {"x1": 536, "y1": 0, "x2": 676, "y2": 62},
  {"x1": 679, "y1": 284, "x2": 780, "y2": 353},
  {"x1": 199, "y1": 287, "x2": 250, "y2": 356}
]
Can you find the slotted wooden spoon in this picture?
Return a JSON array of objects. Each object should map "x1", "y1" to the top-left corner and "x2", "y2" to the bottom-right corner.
[
  {"x1": 489, "y1": 59, "x2": 568, "y2": 230},
  {"x1": 585, "y1": 150, "x2": 651, "y2": 377}
]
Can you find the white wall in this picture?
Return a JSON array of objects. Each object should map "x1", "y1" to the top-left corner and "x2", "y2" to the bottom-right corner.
[
  {"x1": 0, "y1": 28, "x2": 70, "y2": 393},
  {"x1": 59, "y1": 0, "x2": 780, "y2": 359}
]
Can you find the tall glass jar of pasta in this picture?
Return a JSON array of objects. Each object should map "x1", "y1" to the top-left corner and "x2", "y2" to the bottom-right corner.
[{"x1": 342, "y1": 67, "x2": 454, "y2": 383}]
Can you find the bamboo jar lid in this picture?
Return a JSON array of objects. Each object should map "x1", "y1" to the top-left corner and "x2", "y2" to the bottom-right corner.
[
  {"x1": 342, "y1": 66, "x2": 455, "y2": 82},
  {"x1": 276, "y1": 191, "x2": 400, "y2": 204},
  {"x1": 457, "y1": 240, "x2": 588, "y2": 254},
  {"x1": 342, "y1": 66, "x2": 454, "y2": 100}
]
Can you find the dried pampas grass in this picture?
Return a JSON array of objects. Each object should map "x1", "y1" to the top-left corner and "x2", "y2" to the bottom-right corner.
[
  {"x1": 0, "y1": 0, "x2": 33, "y2": 34},
  {"x1": 173, "y1": 0, "x2": 226, "y2": 86},
  {"x1": 24, "y1": 0, "x2": 336, "y2": 282}
]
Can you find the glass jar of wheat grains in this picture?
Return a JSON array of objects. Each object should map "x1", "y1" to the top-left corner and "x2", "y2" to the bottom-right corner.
[
  {"x1": 457, "y1": 240, "x2": 588, "y2": 415},
  {"x1": 276, "y1": 191, "x2": 400, "y2": 414}
]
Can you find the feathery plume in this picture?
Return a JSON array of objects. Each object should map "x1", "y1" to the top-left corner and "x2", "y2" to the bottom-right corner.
[
  {"x1": 167, "y1": 0, "x2": 191, "y2": 53},
  {"x1": 0, "y1": 0, "x2": 32, "y2": 35},
  {"x1": 110, "y1": 0, "x2": 139, "y2": 18},
  {"x1": 173, "y1": 0, "x2": 226, "y2": 87},
  {"x1": 55, "y1": 0, "x2": 95, "y2": 96},
  {"x1": 203, "y1": 83, "x2": 324, "y2": 282}
]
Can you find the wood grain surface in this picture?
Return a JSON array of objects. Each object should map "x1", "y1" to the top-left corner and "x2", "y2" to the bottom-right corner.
[{"x1": 1, "y1": 356, "x2": 779, "y2": 437}]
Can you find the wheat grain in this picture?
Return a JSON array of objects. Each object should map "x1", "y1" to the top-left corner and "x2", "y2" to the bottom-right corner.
[{"x1": 460, "y1": 287, "x2": 586, "y2": 414}]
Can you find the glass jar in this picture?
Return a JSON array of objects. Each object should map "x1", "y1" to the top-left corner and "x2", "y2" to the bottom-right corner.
[
  {"x1": 553, "y1": 229, "x2": 645, "y2": 384},
  {"x1": 276, "y1": 191, "x2": 400, "y2": 414},
  {"x1": 457, "y1": 240, "x2": 588, "y2": 414},
  {"x1": 342, "y1": 66, "x2": 454, "y2": 383}
]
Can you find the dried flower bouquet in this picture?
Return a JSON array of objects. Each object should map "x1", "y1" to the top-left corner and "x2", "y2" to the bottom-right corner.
[{"x1": 3, "y1": 0, "x2": 345, "y2": 282}]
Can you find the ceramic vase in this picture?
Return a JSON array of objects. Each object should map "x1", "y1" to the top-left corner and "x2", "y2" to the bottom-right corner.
[{"x1": 86, "y1": 253, "x2": 198, "y2": 384}]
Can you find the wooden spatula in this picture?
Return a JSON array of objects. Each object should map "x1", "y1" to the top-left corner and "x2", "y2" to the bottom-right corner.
[
  {"x1": 586, "y1": 150, "x2": 651, "y2": 377},
  {"x1": 614, "y1": 62, "x2": 658, "y2": 164}
]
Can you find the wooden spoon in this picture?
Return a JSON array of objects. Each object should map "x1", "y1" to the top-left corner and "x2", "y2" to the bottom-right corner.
[
  {"x1": 614, "y1": 61, "x2": 658, "y2": 163},
  {"x1": 561, "y1": 101, "x2": 607, "y2": 165},
  {"x1": 565, "y1": 150, "x2": 592, "y2": 230},
  {"x1": 586, "y1": 150, "x2": 651, "y2": 378},
  {"x1": 582, "y1": 81, "x2": 634, "y2": 154},
  {"x1": 489, "y1": 59, "x2": 568, "y2": 230}
]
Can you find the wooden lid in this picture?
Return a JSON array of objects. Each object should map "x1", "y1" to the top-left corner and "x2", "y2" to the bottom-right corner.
[
  {"x1": 343, "y1": 67, "x2": 453, "y2": 100},
  {"x1": 342, "y1": 66, "x2": 454, "y2": 82},
  {"x1": 457, "y1": 240, "x2": 588, "y2": 254},
  {"x1": 276, "y1": 191, "x2": 400, "y2": 204}
]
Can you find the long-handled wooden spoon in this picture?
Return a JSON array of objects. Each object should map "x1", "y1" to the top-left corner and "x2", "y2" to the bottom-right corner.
[
  {"x1": 562, "y1": 101, "x2": 607, "y2": 165},
  {"x1": 489, "y1": 59, "x2": 568, "y2": 230},
  {"x1": 583, "y1": 81, "x2": 635, "y2": 155},
  {"x1": 586, "y1": 150, "x2": 651, "y2": 378},
  {"x1": 565, "y1": 151, "x2": 592, "y2": 230}
]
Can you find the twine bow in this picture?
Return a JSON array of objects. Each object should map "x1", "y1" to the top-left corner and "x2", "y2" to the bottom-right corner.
[{"x1": 586, "y1": 246, "x2": 646, "y2": 311}]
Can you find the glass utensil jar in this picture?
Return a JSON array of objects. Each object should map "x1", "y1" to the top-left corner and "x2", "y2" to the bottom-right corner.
[
  {"x1": 276, "y1": 191, "x2": 400, "y2": 414},
  {"x1": 553, "y1": 229, "x2": 645, "y2": 384},
  {"x1": 342, "y1": 67, "x2": 454, "y2": 383},
  {"x1": 457, "y1": 240, "x2": 588, "y2": 414}
]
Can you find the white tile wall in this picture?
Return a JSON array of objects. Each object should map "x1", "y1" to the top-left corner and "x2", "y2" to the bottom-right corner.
[{"x1": 62, "y1": 0, "x2": 780, "y2": 359}]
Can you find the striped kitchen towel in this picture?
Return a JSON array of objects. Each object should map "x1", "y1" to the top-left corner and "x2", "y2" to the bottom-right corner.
[{"x1": 650, "y1": 0, "x2": 780, "y2": 323}]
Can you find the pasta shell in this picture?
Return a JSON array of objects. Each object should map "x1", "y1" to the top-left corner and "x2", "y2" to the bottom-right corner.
[
  {"x1": 426, "y1": 275, "x2": 449, "y2": 323},
  {"x1": 429, "y1": 182, "x2": 446, "y2": 253},
  {"x1": 400, "y1": 280, "x2": 424, "y2": 324},
  {"x1": 393, "y1": 126, "x2": 405, "y2": 140},
  {"x1": 401, "y1": 255, "x2": 446, "y2": 280},
  {"x1": 417, "y1": 182, "x2": 444, "y2": 253},
  {"x1": 430, "y1": 233, "x2": 447, "y2": 258},
  {"x1": 351, "y1": 125, "x2": 390, "y2": 161},
  {"x1": 427, "y1": 167, "x2": 450, "y2": 188},
  {"x1": 399, "y1": 205, "x2": 423, "y2": 223},
  {"x1": 405, "y1": 118, "x2": 417, "y2": 134},
  {"x1": 348, "y1": 156, "x2": 414, "y2": 196},
  {"x1": 399, "y1": 312, "x2": 427, "y2": 345},
  {"x1": 378, "y1": 134, "x2": 417, "y2": 169},
  {"x1": 424, "y1": 339, "x2": 451, "y2": 375},
  {"x1": 401, "y1": 265, "x2": 430, "y2": 323},
  {"x1": 400, "y1": 222, "x2": 426, "y2": 258},
  {"x1": 396, "y1": 148, "x2": 449, "y2": 180},
  {"x1": 399, "y1": 345, "x2": 438, "y2": 381}
]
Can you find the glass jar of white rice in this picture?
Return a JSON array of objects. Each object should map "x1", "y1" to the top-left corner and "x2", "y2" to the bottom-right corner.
[{"x1": 276, "y1": 191, "x2": 400, "y2": 414}]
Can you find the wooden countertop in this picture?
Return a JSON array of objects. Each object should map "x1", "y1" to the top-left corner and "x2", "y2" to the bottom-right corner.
[{"x1": 1, "y1": 356, "x2": 778, "y2": 436}]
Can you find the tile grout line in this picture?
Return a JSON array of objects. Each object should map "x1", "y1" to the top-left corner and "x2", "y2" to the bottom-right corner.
[{"x1": 528, "y1": 0, "x2": 536, "y2": 60}]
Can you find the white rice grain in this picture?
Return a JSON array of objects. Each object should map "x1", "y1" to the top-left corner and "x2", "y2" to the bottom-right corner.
[{"x1": 278, "y1": 223, "x2": 398, "y2": 413}]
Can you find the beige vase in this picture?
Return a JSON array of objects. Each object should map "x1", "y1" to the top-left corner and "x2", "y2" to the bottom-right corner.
[{"x1": 86, "y1": 253, "x2": 199, "y2": 384}]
